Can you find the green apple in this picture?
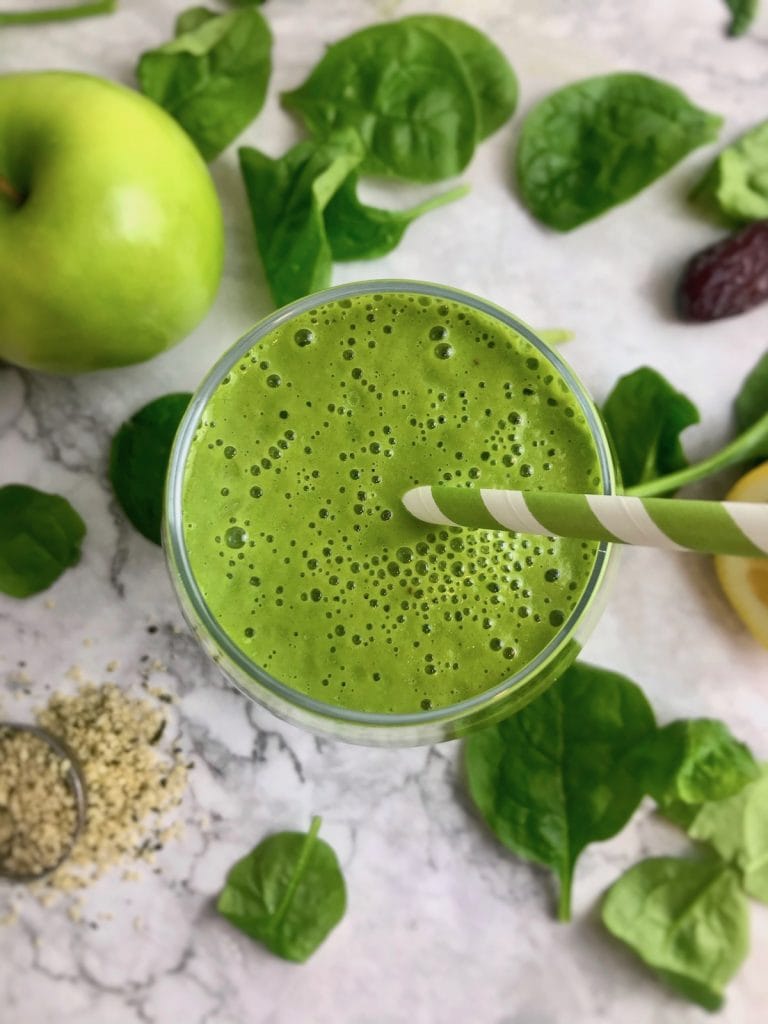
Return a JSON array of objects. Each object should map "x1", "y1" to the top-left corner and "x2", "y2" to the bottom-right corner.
[{"x1": 0, "y1": 71, "x2": 224, "y2": 373}]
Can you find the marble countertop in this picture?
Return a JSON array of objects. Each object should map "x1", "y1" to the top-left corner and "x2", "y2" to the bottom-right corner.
[{"x1": 2, "y1": 1, "x2": 768, "y2": 1021}]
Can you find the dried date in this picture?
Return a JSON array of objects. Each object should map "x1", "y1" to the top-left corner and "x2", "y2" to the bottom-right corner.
[{"x1": 676, "y1": 220, "x2": 768, "y2": 322}]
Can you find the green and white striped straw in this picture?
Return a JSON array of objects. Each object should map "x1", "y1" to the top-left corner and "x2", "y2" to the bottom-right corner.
[{"x1": 402, "y1": 486, "x2": 768, "y2": 558}]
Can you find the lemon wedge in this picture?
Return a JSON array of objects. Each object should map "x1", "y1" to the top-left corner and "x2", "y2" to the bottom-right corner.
[{"x1": 714, "y1": 462, "x2": 768, "y2": 649}]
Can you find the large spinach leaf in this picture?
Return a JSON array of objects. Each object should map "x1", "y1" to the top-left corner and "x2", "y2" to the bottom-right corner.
[
  {"x1": 516, "y1": 73, "x2": 721, "y2": 230},
  {"x1": 0, "y1": 485, "x2": 85, "y2": 598},
  {"x1": 239, "y1": 131, "x2": 364, "y2": 307},
  {"x1": 281, "y1": 20, "x2": 478, "y2": 182},
  {"x1": 402, "y1": 14, "x2": 518, "y2": 140},
  {"x1": 601, "y1": 367, "x2": 699, "y2": 490},
  {"x1": 217, "y1": 816, "x2": 346, "y2": 962},
  {"x1": 324, "y1": 175, "x2": 469, "y2": 261},
  {"x1": 109, "y1": 393, "x2": 192, "y2": 545},
  {"x1": 137, "y1": 6, "x2": 272, "y2": 161},
  {"x1": 602, "y1": 857, "x2": 749, "y2": 1010},
  {"x1": 465, "y1": 662, "x2": 656, "y2": 921}
]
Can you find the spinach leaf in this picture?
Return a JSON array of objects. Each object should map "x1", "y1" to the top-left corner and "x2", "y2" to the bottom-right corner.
[
  {"x1": 465, "y1": 662, "x2": 656, "y2": 921},
  {"x1": 281, "y1": 21, "x2": 478, "y2": 183},
  {"x1": 691, "y1": 120, "x2": 768, "y2": 224},
  {"x1": 239, "y1": 132, "x2": 364, "y2": 307},
  {"x1": 725, "y1": 0, "x2": 759, "y2": 36},
  {"x1": 0, "y1": 484, "x2": 85, "y2": 598},
  {"x1": 626, "y1": 352, "x2": 768, "y2": 496},
  {"x1": 401, "y1": 14, "x2": 518, "y2": 140},
  {"x1": 602, "y1": 857, "x2": 749, "y2": 1010},
  {"x1": 0, "y1": 1, "x2": 114, "y2": 26},
  {"x1": 516, "y1": 73, "x2": 722, "y2": 230},
  {"x1": 735, "y1": 348, "x2": 768, "y2": 434},
  {"x1": 175, "y1": 6, "x2": 216, "y2": 34},
  {"x1": 686, "y1": 763, "x2": 768, "y2": 903},
  {"x1": 137, "y1": 6, "x2": 272, "y2": 162},
  {"x1": 324, "y1": 175, "x2": 469, "y2": 261},
  {"x1": 627, "y1": 409, "x2": 768, "y2": 497},
  {"x1": 628, "y1": 719, "x2": 758, "y2": 808},
  {"x1": 217, "y1": 816, "x2": 346, "y2": 962},
  {"x1": 601, "y1": 367, "x2": 699, "y2": 490},
  {"x1": 109, "y1": 393, "x2": 191, "y2": 545}
]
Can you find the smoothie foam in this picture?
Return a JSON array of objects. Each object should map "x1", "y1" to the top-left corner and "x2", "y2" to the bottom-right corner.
[{"x1": 180, "y1": 290, "x2": 605, "y2": 715}]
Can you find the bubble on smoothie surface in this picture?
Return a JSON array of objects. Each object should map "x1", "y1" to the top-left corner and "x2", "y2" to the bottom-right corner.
[
  {"x1": 181, "y1": 293, "x2": 605, "y2": 715},
  {"x1": 225, "y1": 526, "x2": 247, "y2": 549},
  {"x1": 295, "y1": 328, "x2": 314, "y2": 347}
]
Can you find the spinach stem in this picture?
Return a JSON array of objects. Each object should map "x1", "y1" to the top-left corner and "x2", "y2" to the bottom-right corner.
[
  {"x1": 0, "y1": 0, "x2": 115, "y2": 25},
  {"x1": 406, "y1": 183, "x2": 471, "y2": 219},
  {"x1": 557, "y1": 873, "x2": 572, "y2": 923},
  {"x1": 626, "y1": 411, "x2": 768, "y2": 497},
  {"x1": 268, "y1": 816, "x2": 322, "y2": 936},
  {"x1": 0, "y1": 175, "x2": 22, "y2": 206}
]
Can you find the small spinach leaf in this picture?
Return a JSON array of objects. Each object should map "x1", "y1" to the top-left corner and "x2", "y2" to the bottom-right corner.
[
  {"x1": 465, "y1": 662, "x2": 656, "y2": 921},
  {"x1": 402, "y1": 14, "x2": 518, "y2": 140},
  {"x1": 536, "y1": 328, "x2": 574, "y2": 346},
  {"x1": 628, "y1": 719, "x2": 758, "y2": 808},
  {"x1": 602, "y1": 367, "x2": 700, "y2": 490},
  {"x1": 691, "y1": 120, "x2": 768, "y2": 224},
  {"x1": 686, "y1": 763, "x2": 768, "y2": 903},
  {"x1": 217, "y1": 816, "x2": 346, "y2": 962},
  {"x1": 602, "y1": 857, "x2": 749, "y2": 1010},
  {"x1": 735, "y1": 348, "x2": 768, "y2": 434},
  {"x1": 281, "y1": 21, "x2": 478, "y2": 182},
  {"x1": 0, "y1": 485, "x2": 86, "y2": 598},
  {"x1": 725, "y1": 0, "x2": 759, "y2": 36},
  {"x1": 239, "y1": 132, "x2": 364, "y2": 307},
  {"x1": 109, "y1": 393, "x2": 192, "y2": 545},
  {"x1": 516, "y1": 73, "x2": 722, "y2": 230},
  {"x1": 624, "y1": 339, "x2": 768, "y2": 496},
  {"x1": 692, "y1": 123, "x2": 768, "y2": 224},
  {"x1": 626, "y1": 410, "x2": 768, "y2": 496},
  {"x1": 324, "y1": 176, "x2": 469, "y2": 261},
  {"x1": 137, "y1": 6, "x2": 272, "y2": 161},
  {"x1": 175, "y1": 6, "x2": 215, "y2": 34}
]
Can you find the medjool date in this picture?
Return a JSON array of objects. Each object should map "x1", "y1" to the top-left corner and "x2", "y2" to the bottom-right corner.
[{"x1": 677, "y1": 220, "x2": 768, "y2": 321}]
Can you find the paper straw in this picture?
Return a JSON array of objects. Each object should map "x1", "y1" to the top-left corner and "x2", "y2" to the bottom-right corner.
[{"x1": 402, "y1": 486, "x2": 768, "y2": 558}]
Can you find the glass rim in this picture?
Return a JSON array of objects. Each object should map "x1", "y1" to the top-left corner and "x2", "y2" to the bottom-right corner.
[{"x1": 165, "y1": 279, "x2": 617, "y2": 729}]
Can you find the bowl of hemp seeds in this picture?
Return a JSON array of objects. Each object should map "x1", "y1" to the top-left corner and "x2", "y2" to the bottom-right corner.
[{"x1": 0, "y1": 724, "x2": 86, "y2": 882}]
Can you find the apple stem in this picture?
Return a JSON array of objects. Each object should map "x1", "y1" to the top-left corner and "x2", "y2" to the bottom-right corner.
[
  {"x1": 0, "y1": 175, "x2": 23, "y2": 207},
  {"x1": 0, "y1": 0, "x2": 115, "y2": 25}
]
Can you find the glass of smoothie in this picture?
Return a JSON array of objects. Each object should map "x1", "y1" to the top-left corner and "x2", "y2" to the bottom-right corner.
[{"x1": 164, "y1": 281, "x2": 618, "y2": 745}]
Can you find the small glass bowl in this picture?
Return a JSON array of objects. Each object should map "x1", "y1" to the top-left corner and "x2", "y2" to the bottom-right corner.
[
  {"x1": 0, "y1": 723, "x2": 87, "y2": 883},
  {"x1": 164, "y1": 280, "x2": 618, "y2": 746}
]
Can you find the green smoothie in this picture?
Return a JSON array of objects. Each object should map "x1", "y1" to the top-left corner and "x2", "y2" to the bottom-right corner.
[{"x1": 180, "y1": 289, "x2": 605, "y2": 716}]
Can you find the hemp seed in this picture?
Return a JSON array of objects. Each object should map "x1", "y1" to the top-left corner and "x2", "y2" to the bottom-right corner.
[{"x1": 0, "y1": 726, "x2": 79, "y2": 879}]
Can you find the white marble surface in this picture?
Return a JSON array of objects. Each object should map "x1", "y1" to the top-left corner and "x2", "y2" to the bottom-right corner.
[{"x1": 1, "y1": 0, "x2": 768, "y2": 1021}]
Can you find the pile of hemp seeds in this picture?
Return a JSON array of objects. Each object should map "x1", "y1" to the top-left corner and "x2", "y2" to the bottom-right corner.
[{"x1": 0, "y1": 676, "x2": 190, "y2": 905}]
